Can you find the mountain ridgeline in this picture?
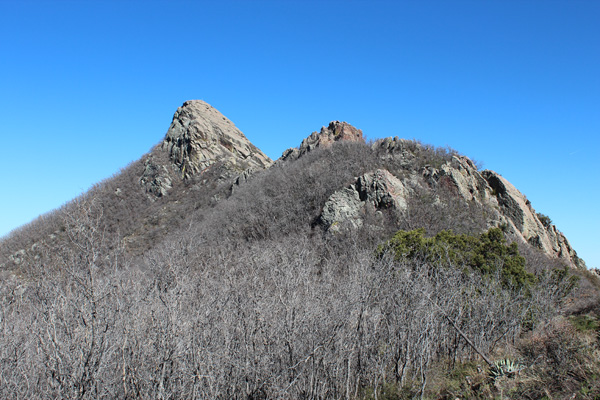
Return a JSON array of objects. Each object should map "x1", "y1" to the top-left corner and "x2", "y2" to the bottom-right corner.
[
  {"x1": 129, "y1": 100, "x2": 585, "y2": 270},
  {"x1": 0, "y1": 100, "x2": 585, "y2": 270},
  {"x1": 0, "y1": 100, "x2": 598, "y2": 399}
]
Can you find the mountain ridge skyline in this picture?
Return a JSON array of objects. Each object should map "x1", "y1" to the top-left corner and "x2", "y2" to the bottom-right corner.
[
  {"x1": 1, "y1": 97, "x2": 598, "y2": 398},
  {"x1": 1, "y1": 99, "x2": 589, "y2": 273},
  {"x1": 2, "y1": 98, "x2": 597, "y2": 269},
  {"x1": 1, "y1": 1, "x2": 598, "y2": 268}
]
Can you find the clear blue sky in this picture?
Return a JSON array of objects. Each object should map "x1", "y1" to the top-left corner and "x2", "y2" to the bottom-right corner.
[{"x1": 1, "y1": 0, "x2": 598, "y2": 268}]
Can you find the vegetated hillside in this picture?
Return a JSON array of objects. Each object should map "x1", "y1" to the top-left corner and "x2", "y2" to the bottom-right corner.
[{"x1": 0, "y1": 101, "x2": 599, "y2": 399}]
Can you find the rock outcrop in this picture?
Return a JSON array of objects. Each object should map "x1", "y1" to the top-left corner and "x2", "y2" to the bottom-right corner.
[
  {"x1": 139, "y1": 100, "x2": 273, "y2": 197},
  {"x1": 422, "y1": 154, "x2": 585, "y2": 269},
  {"x1": 423, "y1": 156, "x2": 497, "y2": 205},
  {"x1": 162, "y1": 100, "x2": 272, "y2": 180},
  {"x1": 320, "y1": 187, "x2": 364, "y2": 232},
  {"x1": 320, "y1": 169, "x2": 408, "y2": 233},
  {"x1": 321, "y1": 135, "x2": 584, "y2": 269},
  {"x1": 280, "y1": 121, "x2": 364, "y2": 162},
  {"x1": 356, "y1": 169, "x2": 409, "y2": 210},
  {"x1": 482, "y1": 170, "x2": 584, "y2": 269},
  {"x1": 371, "y1": 136, "x2": 418, "y2": 168},
  {"x1": 140, "y1": 157, "x2": 172, "y2": 197}
]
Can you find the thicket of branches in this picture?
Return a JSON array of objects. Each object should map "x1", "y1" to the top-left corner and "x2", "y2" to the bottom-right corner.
[
  {"x1": 0, "y1": 198, "x2": 576, "y2": 399},
  {"x1": 1, "y1": 139, "x2": 598, "y2": 399}
]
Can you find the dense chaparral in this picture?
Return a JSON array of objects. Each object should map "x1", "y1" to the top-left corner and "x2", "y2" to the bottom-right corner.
[{"x1": 1, "y1": 101, "x2": 598, "y2": 399}]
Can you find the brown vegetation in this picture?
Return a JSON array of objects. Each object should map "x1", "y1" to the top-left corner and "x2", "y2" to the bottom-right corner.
[{"x1": 1, "y1": 139, "x2": 597, "y2": 399}]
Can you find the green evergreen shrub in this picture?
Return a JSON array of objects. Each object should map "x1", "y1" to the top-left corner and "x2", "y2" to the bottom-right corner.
[
  {"x1": 377, "y1": 227, "x2": 535, "y2": 288},
  {"x1": 536, "y1": 212, "x2": 553, "y2": 227}
]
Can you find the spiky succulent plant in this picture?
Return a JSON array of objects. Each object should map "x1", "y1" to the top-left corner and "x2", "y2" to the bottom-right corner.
[{"x1": 489, "y1": 358, "x2": 523, "y2": 380}]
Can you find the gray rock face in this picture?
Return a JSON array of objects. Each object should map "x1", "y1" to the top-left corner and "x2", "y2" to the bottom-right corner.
[
  {"x1": 420, "y1": 151, "x2": 584, "y2": 269},
  {"x1": 140, "y1": 157, "x2": 172, "y2": 198},
  {"x1": 356, "y1": 169, "x2": 408, "y2": 210},
  {"x1": 162, "y1": 100, "x2": 272, "y2": 179},
  {"x1": 481, "y1": 170, "x2": 585, "y2": 269},
  {"x1": 320, "y1": 187, "x2": 364, "y2": 232},
  {"x1": 320, "y1": 169, "x2": 408, "y2": 233},
  {"x1": 140, "y1": 100, "x2": 273, "y2": 198},
  {"x1": 371, "y1": 136, "x2": 417, "y2": 168},
  {"x1": 279, "y1": 147, "x2": 300, "y2": 162},
  {"x1": 279, "y1": 121, "x2": 364, "y2": 162},
  {"x1": 423, "y1": 156, "x2": 496, "y2": 205}
]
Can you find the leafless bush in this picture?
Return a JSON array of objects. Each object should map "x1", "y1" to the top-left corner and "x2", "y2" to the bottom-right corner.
[
  {"x1": 516, "y1": 318, "x2": 600, "y2": 398},
  {"x1": 0, "y1": 136, "x2": 587, "y2": 399}
]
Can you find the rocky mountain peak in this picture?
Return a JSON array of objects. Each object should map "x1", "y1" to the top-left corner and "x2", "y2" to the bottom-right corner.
[
  {"x1": 161, "y1": 100, "x2": 272, "y2": 179},
  {"x1": 279, "y1": 121, "x2": 364, "y2": 162},
  {"x1": 140, "y1": 100, "x2": 273, "y2": 197},
  {"x1": 319, "y1": 135, "x2": 585, "y2": 269},
  {"x1": 419, "y1": 153, "x2": 585, "y2": 269}
]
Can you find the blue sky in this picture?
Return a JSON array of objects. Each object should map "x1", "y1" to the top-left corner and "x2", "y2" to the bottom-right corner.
[{"x1": 1, "y1": 0, "x2": 598, "y2": 268}]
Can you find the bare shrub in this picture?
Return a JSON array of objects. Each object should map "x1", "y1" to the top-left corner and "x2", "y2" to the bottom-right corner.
[
  {"x1": 0, "y1": 132, "x2": 591, "y2": 399},
  {"x1": 516, "y1": 318, "x2": 600, "y2": 398}
]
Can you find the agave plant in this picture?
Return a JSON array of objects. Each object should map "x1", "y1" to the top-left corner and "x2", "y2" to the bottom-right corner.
[{"x1": 489, "y1": 358, "x2": 524, "y2": 380}]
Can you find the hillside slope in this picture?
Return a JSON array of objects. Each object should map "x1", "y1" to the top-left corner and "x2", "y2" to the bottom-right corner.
[
  {"x1": 0, "y1": 101, "x2": 598, "y2": 399},
  {"x1": 0, "y1": 100, "x2": 585, "y2": 271}
]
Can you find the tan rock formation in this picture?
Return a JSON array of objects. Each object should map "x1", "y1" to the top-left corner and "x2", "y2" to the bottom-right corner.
[
  {"x1": 162, "y1": 100, "x2": 272, "y2": 179},
  {"x1": 279, "y1": 121, "x2": 364, "y2": 162},
  {"x1": 482, "y1": 170, "x2": 585, "y2": 269},
  {"x1": 419, "y1": 150, "x2": 584, "y2": 269},
  {"x1": 439, "y1": 156, "x2": 495, "y2": 204}
]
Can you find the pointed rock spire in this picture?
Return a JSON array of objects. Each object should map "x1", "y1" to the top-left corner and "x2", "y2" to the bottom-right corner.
[{"x1": 162, "y1": 100, "x2": 272, "y2": 179}]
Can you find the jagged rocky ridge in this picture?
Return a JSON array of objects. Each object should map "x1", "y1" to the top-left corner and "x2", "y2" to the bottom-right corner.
[
  {"x1": 316, "y1": 136, "x2": 584, "y2": 269},
  {"x1": 1, "y1": 100, "x2": 586, "y2": 272},
  {"x1": 0, "y1": 99, "x2": 596, "y2": 399},
  {"x1": 140, "y1": 100, "x2": 272, "y2": 197},
  {"x1": 279, "y1": 120, "x2": 364, "y2": 162}
]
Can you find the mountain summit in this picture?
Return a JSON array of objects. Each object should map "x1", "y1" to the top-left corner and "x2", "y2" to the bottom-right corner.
[
  {"x1": 163, "y1": 100, "x2": 272, "y2": 178},
  {"x1": 1, "y1": 100, "x2": 586, "y2": 270},
  {"x1": 140, "y1": 100, "x2": 272, "y2": 197},
  {"x1": 0, "y1": 100, "x2": 597, "y2": 399}
]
